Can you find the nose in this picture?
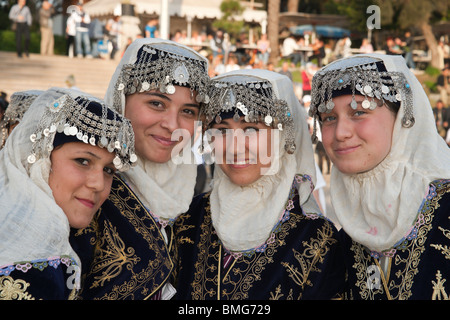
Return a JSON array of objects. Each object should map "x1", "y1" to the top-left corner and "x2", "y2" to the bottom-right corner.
[
  {"x1": 334, "y1": 117, "x2": 353, "y2": 141},
  {"x1": 226, "y1": 129, "x2": 248, "y2": 161},
  {"x1": 86, "y1": 168, "x2": 107, "y2": 192},
  {"x1": 160, "y1": 109, "x2": 180, "y2": 133}
]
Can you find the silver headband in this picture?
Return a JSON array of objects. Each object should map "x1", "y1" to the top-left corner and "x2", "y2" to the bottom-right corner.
[
  {"x1": 113, "y1": 44, "x2": 210, "y2": 113},
  {"x1": 1, "y1": 90, "x2": 42, "y2": 149},
  {"x1": 28, "y1": 94, "x2": 137, "y2": 171},
  {"x1": 4, "y1": 90, "x2": 42, "y2": 124},
  {"x1": 309, "y1": 56, "x2": 414, "y2": 142},
  {"x1": 204, "y1": 79, "x2": 296, "y2": 154}
]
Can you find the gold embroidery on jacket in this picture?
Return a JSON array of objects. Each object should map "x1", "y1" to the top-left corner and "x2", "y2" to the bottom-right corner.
[
  {"x1": 280, "y1": 222, "x2": 337, "y2": 299},
  {"x1": 187, "y1": 194, "x2": 337, "y2": 300},
  {"x1": 83, "y1": 177, "x2": 173, "y2": 300},
  {"x1": 0, "y1": 276, "x2": 35, "y2": 300},
  {"x1": 88, "y1": 220, "x2": 140, "y2": 289},
  {"x1": 430, "y1": 217, "x2": 450, "y2": 260},
  {"x1": 432, "y1": 270, "x2": 449, "y2": 300},
  {"x1": 350, "y1": 181, "x2": 450, "y2": 300}
]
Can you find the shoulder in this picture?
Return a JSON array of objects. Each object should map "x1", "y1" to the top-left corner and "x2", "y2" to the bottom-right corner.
[
  {"x1": 177, "y1": 193, "x2": 210, "y2": 224},
  {"x1": 429, "y1": 179, "x2": 450, "y2": 200},
  {"x1": 287, "y1": 204, "x2": 341, "y2": 243}
]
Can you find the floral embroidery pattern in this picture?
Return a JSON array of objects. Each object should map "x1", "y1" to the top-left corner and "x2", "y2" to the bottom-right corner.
[
  {"x1": 369, "y1": 181, "x2": 444, "y2": 258},
  {"x1": 0, "y1": 276, "x2": 35, "y2": 300},
  {"x1": 350, "y1": 179, "x2": 450, "y2": 300},
  {"x1": 0, "y1": 256, "x2": 76, "y2": 276}
]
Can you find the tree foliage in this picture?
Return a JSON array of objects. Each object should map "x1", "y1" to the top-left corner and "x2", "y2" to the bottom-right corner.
[{"x1": 212, "y1": 0, "x2": 245, "y2": 40}]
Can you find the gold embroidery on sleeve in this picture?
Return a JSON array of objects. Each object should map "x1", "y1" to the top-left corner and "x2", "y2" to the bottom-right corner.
[
  {"x1": 0, "y1": 276, "x2": 35, "y2": 300},
  {"x1": 432, "y1": 270, "x2": 449, "y2": 300}
]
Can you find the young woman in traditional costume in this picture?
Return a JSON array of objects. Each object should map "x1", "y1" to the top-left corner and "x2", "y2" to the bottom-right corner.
[
  {"x1": 0, "y1": 87, "x2": 135, "y2": 300},
  {"x1": 70, "y1": 38, "x2": 210, "y2": 299},
  {"x1": 173, "y1": 69, "x2": 346, "y2": 300},
  {"x1": 309, "y1": 53, "x2": 450, "y2": 300}
]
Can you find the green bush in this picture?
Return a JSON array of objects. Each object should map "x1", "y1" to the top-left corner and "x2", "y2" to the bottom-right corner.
[
  {"x1": 0, "y1": 30, "x2": 68, "y2": 55},
  {"x1": 425, "y1": 65, "x2": 441, "y2": 77},
  {"x1": 424, "y1": 80, "x2": 438, "y2": 93}
]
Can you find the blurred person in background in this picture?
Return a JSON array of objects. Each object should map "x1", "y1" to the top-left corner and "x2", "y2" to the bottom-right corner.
[
  {"x1": 39, "y1": 0, "x2": 55, "y2": 56},
  {"x1": 9, "y1": 0, "x2": 32, "y2": 58}
]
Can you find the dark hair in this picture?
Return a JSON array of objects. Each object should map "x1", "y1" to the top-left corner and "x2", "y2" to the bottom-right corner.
[{"x1": 384, "y1": 100, "x2": 400, "y2": 115}]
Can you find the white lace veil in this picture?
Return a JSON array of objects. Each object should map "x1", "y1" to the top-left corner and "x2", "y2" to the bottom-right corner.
[
  {"x1": 325, "y1": 54, "x2": 450, "y2": 254},
  {"x1": 104, "y1": 38, "x2": 209, "y2": 225},
  {"x1": 0, "y1": 88, "x2": 81, "y2": 266},
  {"x1": 208, "y1": 69, "x2": 319, "y2": 252}
]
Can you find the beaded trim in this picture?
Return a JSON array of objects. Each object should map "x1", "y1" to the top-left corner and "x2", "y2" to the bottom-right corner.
[
  {"x1": 0, "y1": 255, "x2": 77, "y2": 276},
  {"x1": 113, "y1": 44, "x2": 210, "y2": 114},
  {"x1": 309, "y1": 56, "x2": 414, "y2": 143},
  {"x1": 27, "y1": 94, "x2": 137, "y2": 171},
  {"x1": 204, "y1": 79, "x2": 296, "y2": 154}
]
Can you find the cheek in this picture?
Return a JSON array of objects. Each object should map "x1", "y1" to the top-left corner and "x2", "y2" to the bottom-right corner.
[
  {"x1": 320, "y1": 125, "x2": 334, "y2": 152},
  {"x1": 49, "y1": 162, "x2": 76, "y2": 206},
  {"x1": 177, "y1": 117, "x2": 196, "y2": 142},
  {"x1": 360, "y1": 117, "x2": 394, "y2": 155},
  {"x1": 127, "y1": 107, "x2": 157, "y2": 133},
  {"x1": 99, "y1": 181, "x2": 112, "y2": 207}
]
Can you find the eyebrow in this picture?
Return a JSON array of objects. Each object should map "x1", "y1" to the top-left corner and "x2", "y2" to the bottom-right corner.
[
  {"x1": 76, "y1": 150, "x2": 101, "y2": 159},
  {"x1": 144, "y1": 92, "x2": 171, "y2": 101},
  {"x1": 144, "y1": 92, "x2": 200, "y2": 109},
  {"x1": 219, "y1": 118, "x2": 249, "y2": 125},
  {"x1": 75, "y1": 150, "x2": 114, "y2": 166}
]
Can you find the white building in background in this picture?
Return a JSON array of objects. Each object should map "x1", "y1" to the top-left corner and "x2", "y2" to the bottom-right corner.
[{"x1": 81, "y1": 0, "x2": 267, "y2": 43}]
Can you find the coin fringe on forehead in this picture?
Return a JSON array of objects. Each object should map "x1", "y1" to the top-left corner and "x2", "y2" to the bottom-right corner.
[
  {"x1": 308, "y1": 56, "x2": 414, "y2": 143},
  {"x1": 204, "y1": 78, "x2": 296, "y2": 154},
  {"x1": 112, "y1": 44, "x2": 210, "y2": 115}
]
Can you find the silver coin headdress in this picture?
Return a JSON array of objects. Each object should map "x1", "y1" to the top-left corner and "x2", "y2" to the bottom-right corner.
[
  {"x1": 112, "y1": 43, "x2": 210, "y2": 114},
  {"x1": 1, "y1": 90, "x2": 42, "y2": 148},
  {"x1": 4, "y1": 90, "x2": 43, "y2": 125},
  {"x1": 309, "y1": 56, "x2": 414, "y2": 143},
  {"x1": 204, "y1": 78, "x2": 296, "y2": 154},
  {"x1": 28, "y1": 93, "x2": 137, "y2": 171}
]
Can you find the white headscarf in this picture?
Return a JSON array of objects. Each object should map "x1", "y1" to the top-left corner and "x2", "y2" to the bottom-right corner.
[
  {"x1": 208, "y1": 69, "x2": 318, "y2": 252},
  {"x1": 0, "y1": 88, "x2": 80, "y2": 266},
  {"x1": 325, "y1": 54, "x2": 450, "y2": 254},
  {"x1": 104, "y1": 38, "x2": 209, "y2": 225}
]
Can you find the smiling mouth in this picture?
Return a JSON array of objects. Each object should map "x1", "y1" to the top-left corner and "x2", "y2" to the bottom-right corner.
[
  {"x1": 77, "y1": 198, "x2": 95, "y2": 209},
  {"x1": 152, "y1": 135, "x2": 178, "y2": 147},
  {"x1": 228, "y1": 159, "x2": 256, "y2": 168},
  {"x1": 335, "y1": 145, "x2": 360, "y2": 155}
]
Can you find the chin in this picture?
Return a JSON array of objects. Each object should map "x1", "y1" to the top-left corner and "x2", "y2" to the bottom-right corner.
[
  {"x1": 228, "y1": 175, "x2": 259, "y2": 187},
  {"x1": 69, "y1": 218, "x2": 93, "y2": 229},
  {"x1": 336, "y1": 164, "x2": 367, "y2": 175},
  {"x1": 142, "y1": 151, "x2": 173, "y2": 164}
]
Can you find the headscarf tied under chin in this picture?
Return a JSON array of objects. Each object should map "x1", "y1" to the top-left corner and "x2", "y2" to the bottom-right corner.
[
  {"x1": 104, "y1": 38, "x2": 210, "y2": 226},
  {"x1": 0, "y1": 88, "x2": 77, "y2": 267},
  {"x1": 311, "y1": 53, "x2": 450, "y2": 255},
  {"x1": 206, "y1": 69, "x2": 319, "y2": 253}
]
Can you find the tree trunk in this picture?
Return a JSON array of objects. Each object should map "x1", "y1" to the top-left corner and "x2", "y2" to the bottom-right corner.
[
  {"x1": 420, "y1": 22, "x2": 440, "y2": 69},
  {"x1": 268, "y1": 0, "x2": 280, "y2": 64},
  {"x1": 287, "y1": 0, "x2": 299, "y2": 12}
]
